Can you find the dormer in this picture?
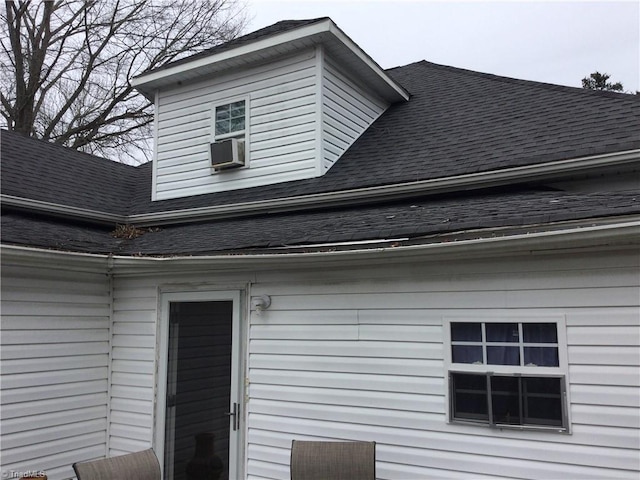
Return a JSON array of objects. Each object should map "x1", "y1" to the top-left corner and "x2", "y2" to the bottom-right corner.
[{"x1": 132, "y1": 18, "x2": 409, "y2": 201}]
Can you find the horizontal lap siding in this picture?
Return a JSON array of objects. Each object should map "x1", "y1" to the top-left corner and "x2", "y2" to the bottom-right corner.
[
  {"x1": 97, "y1": 251, "x2": 638, "y2": 479},
  {"x1": 155, "y1": 50, "x2": 319, "y2": 200},
  {"x1": 108, "y1": 280, "x2": 158, "y2": 455},
  {"x1": 107, "y1": 270, "x2": 256, "y2": 459},
  {"x1": 568, "y1": 312, "x2": 640, "y2": 433},
  {"x1": 0, "y1": 265, "x2": 110, "y2": 480},
  {"x1": 321, "y1": 56, "x2": 387, "y2": 171},
  {"x1": 247, "y1": 251, "x2": 640, "y2": 479}
]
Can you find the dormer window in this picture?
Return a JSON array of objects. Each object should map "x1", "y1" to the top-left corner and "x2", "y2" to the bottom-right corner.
[
  {"x1": 215, "y1": 100, "x2": 246, "y2": 139},
  {"x1": 211, "y1": 98, "x2": 249, "y2": 170}
]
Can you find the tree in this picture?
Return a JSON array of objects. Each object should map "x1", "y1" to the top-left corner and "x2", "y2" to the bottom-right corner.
[
  {"x1": 1, "y1": 0, "x2": 247, "y2": 163},
  {"x1": 581, "y1": 71, "x2": 624, "y2": 92}
]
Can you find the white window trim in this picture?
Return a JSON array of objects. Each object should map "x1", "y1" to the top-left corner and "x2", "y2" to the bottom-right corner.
[
  {"x1": 443, "y1": 315, "x2": 571, "y2": 433},
  {"x1": 210, "y1": 94, "x2": 251, "y2": 168}
]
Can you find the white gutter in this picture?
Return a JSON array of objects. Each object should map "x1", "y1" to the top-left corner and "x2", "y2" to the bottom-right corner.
[
  {"x1": 2, "y1": 220, "x2": 638, "y2": 274},
  {"x1": 130, "y1": 149, "x2": 639, "y2": 226},
  {"x1": 1, "y1": 195, "x2": 126, "y2": 224},
  {"x1": 3, "y1": 149, "x2": 638, "y2": 227}
]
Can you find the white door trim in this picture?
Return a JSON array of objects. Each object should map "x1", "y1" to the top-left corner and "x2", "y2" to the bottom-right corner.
[{"x1": 154, "y1": 289, "x2": 244, "y2": 479}]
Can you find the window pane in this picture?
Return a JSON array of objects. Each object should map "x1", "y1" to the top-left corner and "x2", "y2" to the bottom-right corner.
[
  {"x1": 230, "y1": 117, "x2": 245, "y2": 132},
  {"x1": 215, "y1": 101, "x2": 245, "y2": 136},
  {"x1": 487, "y1": 346, "x2": 520, "y2": 365},
  {"x1": 523, "y1": 377, "x2": 563, "y2": 427},
  {"x1": 486, "y1": 323, "x2": 519, "y2": 342},
  {"x1": 523, "y1": 323, "x2": 557, "y2": 343},
  {"x1": 451, "y1": 322, "x2": 481, "y2": 342},
  {"x1": 230, "y1": 101, "x2": 245, "y2": 116},
  {"x1": 215, "y1": 120, "x2": 230, "y2": 135},
  {"x1": 490, "y1": 376, "x2": 521, "y2": 425},
  {"x1": 451, "y1": 373, "x2": 488, "y2": 422},
  {"x1": 524, "y1": 347, "x2": 559, "y2": 367},
  {"x1": 452, "y1": 345, "x2": 483, "y2": 364},
  {"x1": 216, "y1": 105, "x2": 230, "y2": 121}
]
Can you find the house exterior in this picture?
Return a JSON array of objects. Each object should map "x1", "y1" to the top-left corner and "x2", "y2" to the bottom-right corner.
[{"x1": 1, "y1": 17, "x2": 639, "y2": 480}]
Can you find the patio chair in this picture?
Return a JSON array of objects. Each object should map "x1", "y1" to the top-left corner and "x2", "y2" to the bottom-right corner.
[
  {"x1": 290, "y1": 440, "x2": 376, "y2": 480},
  {"x1": 72, "y1": 448, "x2": 161, "y2": 480}
]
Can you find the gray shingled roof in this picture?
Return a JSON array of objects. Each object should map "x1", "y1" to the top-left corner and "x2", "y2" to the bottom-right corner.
[
  {"x1": 2, "y1": 189, "x2": 638, "y2": 255},
  {"x1": 126, "y1": 61, "x2": 640, "y2": 214},
  {"x1": 3, "y1": 60, "x2": 639, "y2": 216},
  {"x1": 119, "y1": 189, "x2": 640, "y2": 255},
  {"x1": 1, "y1": 130, "x2": 139, "y2": 215},
  {"x1": 336, "y1": 61, "x2": 640, "y2": 187},
  {"x1": 2, "y1": 33, "x2": 640, "y2": 255}
]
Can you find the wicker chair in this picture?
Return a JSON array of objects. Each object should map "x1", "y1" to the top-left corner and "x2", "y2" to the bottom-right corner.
[
  {"x1": 72, "y1": 449, "x2": 161, "y2": 480},
  {"x1": 290, "y1": 440, "x2": 376, "y2": 480}
]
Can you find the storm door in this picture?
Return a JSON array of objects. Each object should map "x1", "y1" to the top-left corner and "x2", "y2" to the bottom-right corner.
[{"x1": 159, "y1": 293, "x2": 243, "y2": 480}]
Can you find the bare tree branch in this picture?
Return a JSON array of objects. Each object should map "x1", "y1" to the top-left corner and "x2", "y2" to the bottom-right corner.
[{"x1": 1, "y1": 0, "x2": 247, "y2": 164}]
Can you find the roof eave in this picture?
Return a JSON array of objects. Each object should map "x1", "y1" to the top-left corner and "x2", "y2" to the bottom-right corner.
[
  {"x1": 3, "y1": 219, "x2": 638, "y2": 274},
  {"x1": 2, "y1": 148, "x2": 638, "y2": 226},
  {"x1": 131, "y1": 18, "x2": 409, "y2": 103}
]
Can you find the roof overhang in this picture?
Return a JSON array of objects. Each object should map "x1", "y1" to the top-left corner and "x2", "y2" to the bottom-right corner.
[
  {"x1": 2, "y1": 220, "x2": 639, "y2": 275},
  {"x1": 131, "y1": 18, "x2": 409, "y2": 103}
]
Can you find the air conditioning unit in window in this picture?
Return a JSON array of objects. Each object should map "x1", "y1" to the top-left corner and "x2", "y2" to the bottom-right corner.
[{"x1": 210, "y1": 138, "x2": 245, "y2": 170}]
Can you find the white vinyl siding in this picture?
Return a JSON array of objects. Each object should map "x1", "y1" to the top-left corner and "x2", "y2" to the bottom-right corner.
[
  {"x1": 245, "y1": 250, "x2": 639, "y2": 480},
  {"x1": 4, "y1": 248, "x2": 634, "y2": 479},
  {"x1": 108, "y1": 279, "x2": 158, "y2": 456},
  {"x1": 0, "y1": 265, "x2": 111, "y2": 480},
  {"x1": 152, "y1": 48, "x2": 390, "y2": 200},
  {"x1": 101, "y1": 249, "x2": 639, "y2": 480},
  {"x1": 4, "y1": 247, "x2": 633, "y2": 478},
  {"x1": 154, "y1": 50, "x2": 319, "y2": 200},
  {"x1": 321, "y1": 56, "x2": 387, "y2": 171}
]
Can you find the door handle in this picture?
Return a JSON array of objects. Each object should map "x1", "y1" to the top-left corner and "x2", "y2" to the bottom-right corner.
[{"x1": 225, "y1": 402, "x2": 239, "y2": 431}]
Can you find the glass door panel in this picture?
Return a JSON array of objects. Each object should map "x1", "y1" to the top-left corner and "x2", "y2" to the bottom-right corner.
[{"x1": 165, "y1": 301, "x2": 234, "y2": 480}]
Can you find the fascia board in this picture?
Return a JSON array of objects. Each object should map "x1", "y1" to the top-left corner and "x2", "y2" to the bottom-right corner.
[
  {"x1": 327, "y1": 22, "x2": 409, "y2": 101},
  {"x1": 3, "y1": 149, "x2": 639, "y2": 226},
  {"x1": 131, "y1": 18, "x2": 408, "y2": 102},
  {"x1": 3, "y1": 220, "x2": 638, "y2": 275},
  {"x1": 132, "y1": 20, "x2": 334, "y2": 89},
  {"x1": 0, "y1": 244, "x2": 110, "y2": 273}
]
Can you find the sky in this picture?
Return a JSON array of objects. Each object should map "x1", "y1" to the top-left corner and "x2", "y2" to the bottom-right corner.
[{"x1": 244, "y1": 0, "x2": 640, "y2": 93}]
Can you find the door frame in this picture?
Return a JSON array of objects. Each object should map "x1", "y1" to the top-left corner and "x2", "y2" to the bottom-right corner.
[{"x1": 154, "y1": 289, "x2": 245, "y2": 479}]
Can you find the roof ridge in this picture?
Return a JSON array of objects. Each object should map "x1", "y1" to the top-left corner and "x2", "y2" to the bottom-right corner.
[{"x1": 400, "y1": 60, "x2": 640, "y2": 100}]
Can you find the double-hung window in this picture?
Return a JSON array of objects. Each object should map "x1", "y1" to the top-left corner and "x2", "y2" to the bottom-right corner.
[
  {"x1": 211, "y1": 98, "x2": 249, "y2": 170},
  {"x1": 446, "y1": 318, "x2": 569, "y2": 432},
  {"x1": 215, "y1": 100, "x2": 246, "y2": 140}
]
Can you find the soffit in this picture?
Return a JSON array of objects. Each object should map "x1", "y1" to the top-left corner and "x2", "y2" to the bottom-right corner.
[{"x1": 132, "y1": 20, "x2": 408, "y2": 103}]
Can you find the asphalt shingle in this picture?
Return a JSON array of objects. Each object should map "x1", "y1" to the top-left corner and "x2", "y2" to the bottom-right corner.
[
  {"x1": 128, "y1": 60, "x2": 640, "y2": 214},
  {"x1": 3, "y1": 59, "x2": 639, "y2": 216},
  {"x1": 3, "y1": 189, "x2": 638, "y2": 255},
  {"x1": 1, "y1": 130, "x2": 139, "y2": 215},
  {"x1": 2, "y1": 19, "x2": 640, "y2": 256}
]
